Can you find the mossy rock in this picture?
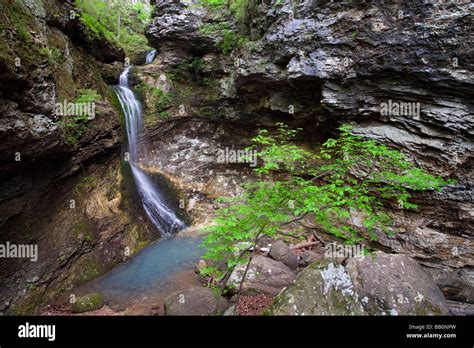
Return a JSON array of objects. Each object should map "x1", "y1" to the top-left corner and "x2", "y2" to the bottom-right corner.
[
  {"x1": 266, "y1": 252, "x2": 449, "y2": 316},
  {"x1": 72, "y1": 293, "x2": 104, "y2": 313},
  {"x1": 264, "y1": 261, "x2": 366, "y2": 316}
]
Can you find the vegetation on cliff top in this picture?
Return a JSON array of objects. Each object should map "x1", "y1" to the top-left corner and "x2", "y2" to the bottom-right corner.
[{"x1": 74, "y1": 0, "x2": 152, "y2": 55}]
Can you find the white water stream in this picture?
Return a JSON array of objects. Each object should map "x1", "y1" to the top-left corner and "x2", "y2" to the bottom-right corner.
[{"x1": 114, "y1": 65, "x2": 185, "y2": 236}]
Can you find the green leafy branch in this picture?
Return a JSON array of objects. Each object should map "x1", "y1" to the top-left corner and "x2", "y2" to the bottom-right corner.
[{"x1": 201, "y1": 123, "x2": 453, "y2": 306}]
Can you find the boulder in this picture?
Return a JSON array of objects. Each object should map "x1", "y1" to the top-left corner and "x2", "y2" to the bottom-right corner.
[
  {"x1": 269, "y1": 240, "x2": 299, "y2": 270},
  {"x1": 267, "y1": 252, "x2": 449, "y2": 315},
  {"x1": 72, "y1": 293, "x2": 104, "y2": 313},
  {"x1": 228, "y1": 255, "x2": 296, "y2": 295},
  {"x1": 98, "y1": 61, "x2": 125, "y2": 84},
  {"x1": 298, "y1": 249, "x2": 324, "y2": 267},
  {"x1": 164, "y1": 286, "x2": 228, "y2": 315},
  {"x1": 346, "y1": 252, "x2": 449, "y2": 315},
  {"x1": 145, "y1": 0, "x2": 220, "y2": 55},
  {"x1": 266, "y1": 261, "x2": 367, "y2": 315},
  {"x1": 194, "y1": 259, "x2": 208, "y2": 274},
  {"x1": 223, "y1": 305, "x2": 237, "y2": 316}
]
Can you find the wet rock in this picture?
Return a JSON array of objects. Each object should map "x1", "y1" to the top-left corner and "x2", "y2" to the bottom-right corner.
[
  {"x1": 164, "y1": 286, "x2": 228, "y2": 315},
  {"x1": 98, "y1": 61, "x2": 125, "y2": 84},
  {"x1": 0, "y1": 0, "x2": 128, "y2": 313},
  {"x1": 269, "y1": 240, "x2": 299, "y2": 270},
  {"x1": 72, "y1": 293, "x2": 104, "y2": 313},
  {"x1": 228, "y1": 255, "x2": 296, "y2": 296}
]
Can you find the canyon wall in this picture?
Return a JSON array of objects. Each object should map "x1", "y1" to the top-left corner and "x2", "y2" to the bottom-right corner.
[{"x1": 143, "y1": 0, "x2": 473, "y2": 304}]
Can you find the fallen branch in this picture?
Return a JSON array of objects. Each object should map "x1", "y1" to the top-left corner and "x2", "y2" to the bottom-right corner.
[
  {"x1": 311, "y1": 232, "x2": 327, "y2": 246},
  {"x1": 289, "y1": 241, "x2": 318, "y2": 250},
  {"x1": 279, "y1": 212, "x2": 308, "y2": 227}
]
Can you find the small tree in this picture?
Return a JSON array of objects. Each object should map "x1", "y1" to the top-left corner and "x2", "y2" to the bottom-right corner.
[{"x1": 201, "y1": 123, "x2": 452, "y2": 305}]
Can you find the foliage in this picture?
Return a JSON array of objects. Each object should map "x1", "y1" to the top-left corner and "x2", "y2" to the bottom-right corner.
[
  {"x1": 152, "y1": 88, "x2": 173, "y2": 119},
  {"x1": 201, "y1": 123, "x2": 453, "y2": 280},
  {"x1": 198, "y1": 0, "x2": 252, "y2": 21},
  {"x1": 171, "y1": 57, "x2": 205, "y2": 80},
  {"x1": 199, "y1": 22, "x2": 247, "y2": 54},
  {"x1": 199, "y1": 21, "x2": 231, "y2": 36},
  {"x1": 197, "y1": 2, "x2": 249, "y2": 54},
  {"x1": 16, "y1": 22, "x2": 30, "y2": 42},
  {"x1": 38, "y1": 47, "x2": 63, "y2": 68},
  {"x1": 137, "y1": 83, "x2": 174, "y2": 122},
  {"x1": 217, "y1": 29, "x2": 247, "y2": 54},
  {"x1": 198, "y1": 0, "x2": 227, "y2": 10},
  {"x1": 59, "y1": 89, "x2": 101, "y2": 145},
  {"x1": 74, "y1": 0, "x2": 152, "y2": 55},
  {"x1": 75, "y1": 89, "x2": 101, "y2": 104}
]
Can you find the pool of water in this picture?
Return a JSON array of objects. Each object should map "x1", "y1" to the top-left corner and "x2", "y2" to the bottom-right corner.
[{"x1": 80, "y1": 233, "x2": 204, "y2": 306}]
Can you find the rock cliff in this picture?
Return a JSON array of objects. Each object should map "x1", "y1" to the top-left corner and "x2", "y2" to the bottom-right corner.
[
  {"x1": 0, "y1": 0, "x2": 148, "y2": 314},
  {"x1": 143, "y1": 0, "x2": 473, "y2": 304}
]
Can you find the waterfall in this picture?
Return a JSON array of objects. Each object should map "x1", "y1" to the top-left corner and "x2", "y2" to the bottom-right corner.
[
  {"x1": 114, "y1": 66, "x2": 185, "y2": 236},
  {"x1": 145, "y1": 49, "x2": 156, "y2": 64}
]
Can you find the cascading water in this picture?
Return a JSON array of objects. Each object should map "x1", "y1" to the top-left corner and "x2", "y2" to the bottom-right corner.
[
  {"x1": 73, "y1": 58, "x2": 202, "y2": 311},
  {"x1": 114, "y1": 66, "x2": 185, "y2": 236},
  {"x1": 145, "y1": 49, "x2": 157, "y2": 64}
]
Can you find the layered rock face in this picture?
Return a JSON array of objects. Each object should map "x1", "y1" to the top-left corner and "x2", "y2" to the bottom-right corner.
[
  {"x1": 0, "y1": 0, "x2": 150, "y2": 313},
  {"x1": 144, "y1": 0, "x2": 473, "y2": 304}
]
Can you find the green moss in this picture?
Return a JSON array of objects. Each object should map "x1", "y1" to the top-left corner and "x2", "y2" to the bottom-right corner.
[
  {"x1": 57, "y1": 254, "x2": 67, "y2": 264},
  {"x1": 71, "y1": 218, "x2": 92, "y2": 242},
  {"x1": 133, "y1": 240, "x2": 150, "y2": 254},
  {"x1": 108, "y1": 87, "x2": 126, "y2": 129},
  {"x1": 7, "y1": 286, "x2": 45, "y2": 315},
  {"x1": 217, "y1": 30, "x2": 248, "y2": 54},
  {"x1": 0, "y1": 1, "x2": 46, "y2": 72},
  {"x1": 75, "y1": 176, "x2": 98, "y2": 196},
  {"x1": 136, "y1": 83, "x2": 174, "y2": 127},
  {"x1": 153, "y1": 88, "x2": 173, "y2": 111},
  {"x1": 72, "y1": 292, "x2": 104, "y2": 313},
  {"x1": 58, "y1": 89, "x2": 101, "y2": 145},
  {"x1": 38, "y1": 46, "x2": 62, "y2": 68},
  {"x1": 76, "y1": 257, "x2": 103, "y2": 283},
  {"x1": 16, "y1": 22, "x2": 30, "y2": 42}
]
